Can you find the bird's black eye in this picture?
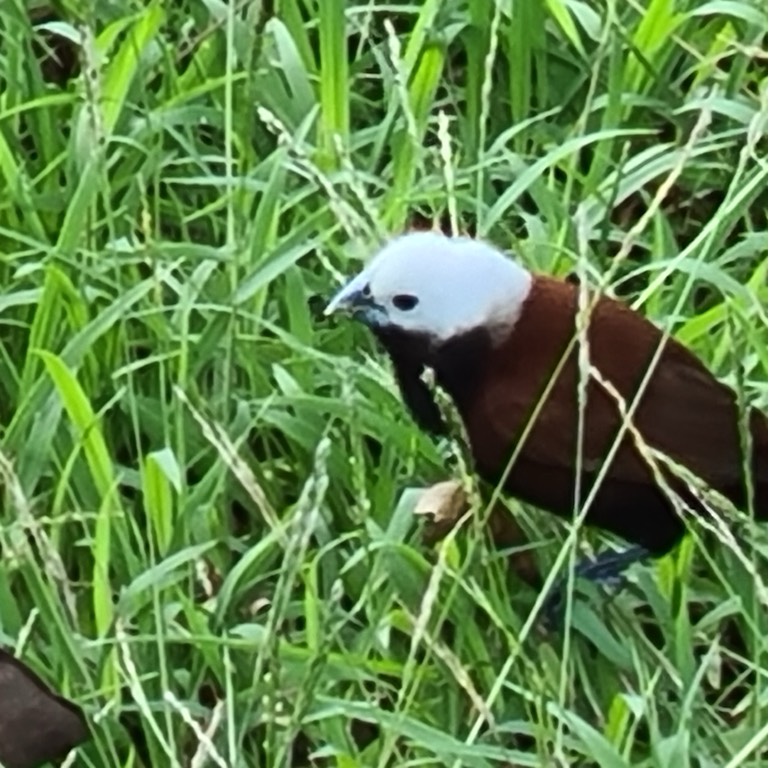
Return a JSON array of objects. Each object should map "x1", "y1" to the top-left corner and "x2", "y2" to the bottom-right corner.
[
  {"x1": 392, "y1": 294, "x2": 419, "y2": 311},
  {"x1": 361, "y1": 283, "x2": 372, "y2": 297}
]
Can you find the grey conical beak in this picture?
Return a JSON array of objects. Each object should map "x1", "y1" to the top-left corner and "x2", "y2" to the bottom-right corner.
[
  {"x1": 323, "y1": 269, "x2": 390, "y2": 329},
  {"x1": 324, "y1": 272, "x2": 370, "y2": 316}
]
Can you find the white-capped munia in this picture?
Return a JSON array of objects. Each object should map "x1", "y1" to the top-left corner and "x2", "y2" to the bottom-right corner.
[{"x1": 325, "y1": 230, "x2": 768, "y2": 593}]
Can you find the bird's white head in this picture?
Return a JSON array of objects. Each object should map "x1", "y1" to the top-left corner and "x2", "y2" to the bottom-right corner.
[{"x1": 325, "y1": 230, "x2": 533, "y2": 343}]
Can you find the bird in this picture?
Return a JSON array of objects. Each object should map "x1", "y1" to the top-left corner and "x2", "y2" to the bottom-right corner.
[
  {"x1": 324, "y1": 230, "x2": 768, "y2": 612},
  {"x1": 0, "y1": 648, "x2": 89, "y2": 768}
]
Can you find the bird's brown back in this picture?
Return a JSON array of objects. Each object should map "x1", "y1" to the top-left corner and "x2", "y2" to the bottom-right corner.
[{"x1": 463, "y1": 275, "x2": 767, "y2": 516}]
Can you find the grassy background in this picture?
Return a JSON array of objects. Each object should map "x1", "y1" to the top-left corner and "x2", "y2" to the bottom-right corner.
[{"x1": 1, "y1": 0, "x2": 767, "y2": 766}]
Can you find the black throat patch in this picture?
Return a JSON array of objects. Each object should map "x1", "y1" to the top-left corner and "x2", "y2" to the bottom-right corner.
[{"x1": 372, "y1": 325, "x2": 494, "y2": 437}]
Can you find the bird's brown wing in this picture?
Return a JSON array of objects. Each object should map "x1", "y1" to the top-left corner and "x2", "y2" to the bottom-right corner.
[
  {"x1": 632, "y1": 354, "x2": 764, "y2": 490},
  {"x1": 466, "y1": 277, "x2": 762, "y2": 497}
]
